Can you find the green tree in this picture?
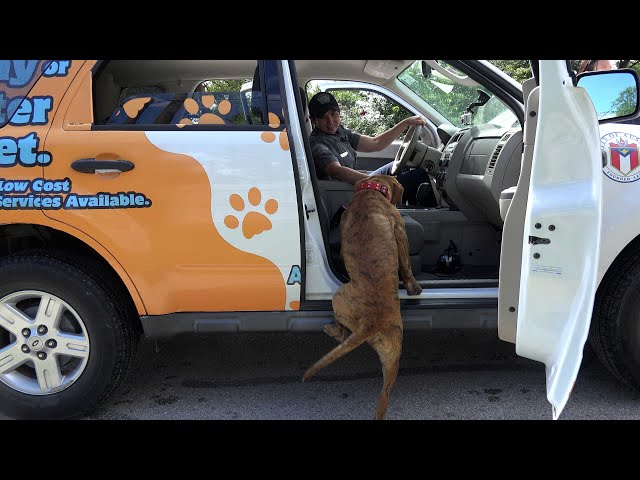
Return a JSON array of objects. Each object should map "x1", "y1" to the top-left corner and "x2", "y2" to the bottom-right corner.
[
  {"x1": 615, "y1": 60, "x2": 640, "y2": 75},
  {"x1": 305, "y1": 88, "x2": 412, "y2": 136},
  {"x1": 490, "y1": 60, "x2": 640, "y2": 80},
  {"x1": 612, "y1": 86, "x2": 637, "y2": 117},
  {"x1": 199, "y1": 79, "x2": 251, "y2": 125},
  {"x1": 489, "y1": 60, "x2": 532, "y2": 83},
  {"x1": 202, "y1": 79, "x2": 247, "y2": 92},
  {"x1": 399, "y1": 61, "x2": 489, "y2": 127}
]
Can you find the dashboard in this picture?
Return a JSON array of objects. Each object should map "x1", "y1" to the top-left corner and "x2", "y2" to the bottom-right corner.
[{"x1": 435, "y1": 124, "x2": 523, "y2": 227}]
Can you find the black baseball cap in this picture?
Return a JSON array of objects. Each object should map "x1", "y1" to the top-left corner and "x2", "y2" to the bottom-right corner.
[{"x1": 308, "y1": 92, "x2": 340, "y2": 119}]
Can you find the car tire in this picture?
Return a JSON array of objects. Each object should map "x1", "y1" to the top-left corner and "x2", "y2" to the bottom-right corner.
[
  {"x1": 0, "y1": 250, "x2": 139, "y2": 419},
  {"x1": 590, "y1": 243, "x2": 640, "y2": 393}
]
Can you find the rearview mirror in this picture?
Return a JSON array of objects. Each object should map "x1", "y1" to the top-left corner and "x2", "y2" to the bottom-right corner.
[
  {"x1": 421, "y1": 61, "x2": 432, "y2": 79},
  {"x1": 577, "y1": 69, "x2": 640, "y2": 121}
]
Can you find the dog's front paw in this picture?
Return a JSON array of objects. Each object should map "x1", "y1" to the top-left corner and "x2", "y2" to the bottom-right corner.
[{"x1": 406, "y1": 281, "x2": 422, "y2": 296}]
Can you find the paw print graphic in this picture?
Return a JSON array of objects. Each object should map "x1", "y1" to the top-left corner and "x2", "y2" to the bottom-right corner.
[
  {"x1": 178, "y1": 96, "x2": 226, "y2": 125},
  {"x1": 224, "y1": 187, "x2": 279, "y2": 239},
  {"x1": 260, "y1": 112, "x2": 290, "y2": 151}
]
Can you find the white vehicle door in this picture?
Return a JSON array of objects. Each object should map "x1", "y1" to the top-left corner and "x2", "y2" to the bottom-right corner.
[{"x1": 505, "y1": 60, "x2": 603, "y2": 419}]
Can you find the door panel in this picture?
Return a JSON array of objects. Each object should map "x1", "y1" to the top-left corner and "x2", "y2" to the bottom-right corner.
[
  {"x1": 502, "y1": 61, "x2": 602, "y2": 419},
  {"x1": 42, "y1": 61, "x2": 301, "y2": 315}
]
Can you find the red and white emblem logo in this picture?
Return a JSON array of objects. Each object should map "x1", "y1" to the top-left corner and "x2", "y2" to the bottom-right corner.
[{"x1": 602, "y1": 132, "x2": 640, "y2": 182}]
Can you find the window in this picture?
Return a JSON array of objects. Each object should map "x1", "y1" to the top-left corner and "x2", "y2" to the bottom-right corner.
[
  {"x1": 93, "y1": 60, "x2": 270, "y2": 128},
  {"x1": 307, "y1": 81, "x2": 412, "y2": 136},
  {"x1": 398, "y1": 60, "x2": 519, "y2": 129}
]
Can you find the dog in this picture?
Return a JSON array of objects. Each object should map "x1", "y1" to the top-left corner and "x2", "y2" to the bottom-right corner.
[{"x1": 303, "y1": 174, "x2": 422, "y2": 420}]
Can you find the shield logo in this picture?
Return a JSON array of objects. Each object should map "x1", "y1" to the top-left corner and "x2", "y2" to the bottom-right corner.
[
  {"x1": 601, "y1": 132, "x2": 640, "y2": 183},
  {"x1": 609, "y1": 140, "x2": 639, "y2": 175}
]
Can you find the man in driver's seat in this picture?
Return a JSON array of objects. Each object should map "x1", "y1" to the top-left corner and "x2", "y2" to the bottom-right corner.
[{"x1": 308, "y1": 91, "x2": 433, "y2": 205}]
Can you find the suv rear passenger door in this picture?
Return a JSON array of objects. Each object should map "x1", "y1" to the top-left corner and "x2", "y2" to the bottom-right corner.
[{"x1": 42, "y1": 60, "x2": 302, "y2": 315}]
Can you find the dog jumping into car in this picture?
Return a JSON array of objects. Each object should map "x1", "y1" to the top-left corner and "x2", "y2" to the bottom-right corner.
[{"x1": 303, "y1": 174, "x2": 423, "y2": 420}]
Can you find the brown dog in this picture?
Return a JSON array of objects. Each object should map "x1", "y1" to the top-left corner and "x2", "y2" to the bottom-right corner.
[{"x1": 303, "y1": 174, "x2": 422, "y2": 420}]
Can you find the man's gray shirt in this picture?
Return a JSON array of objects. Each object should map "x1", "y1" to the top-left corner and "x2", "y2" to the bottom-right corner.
[{"x1": 310, "y1": 125, "x2": 361, "y2": 179}]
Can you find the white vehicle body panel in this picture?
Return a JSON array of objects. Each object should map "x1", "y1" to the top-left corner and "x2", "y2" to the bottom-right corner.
[
  {"x1": 597, "y1": 123, "x2": 640, "y2": 284},
  {"x1": 514, "y1": 61, "x2": 603, "y2": 419}
]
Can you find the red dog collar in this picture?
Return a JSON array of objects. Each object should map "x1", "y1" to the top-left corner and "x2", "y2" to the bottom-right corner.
[{"x1": 355, "y1": 180, "x2": 390, "y2": 202}]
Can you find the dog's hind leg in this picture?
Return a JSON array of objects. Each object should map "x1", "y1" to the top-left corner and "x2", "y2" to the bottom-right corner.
[
  {"x1": 303, "y1": 327, "x2": 375, "y2": 382},
  {"x1": 326, "y1": 284, "x2": 355, "y2": 343},
  {"x1": 370, "y1": 325, "x2": 403, "y2": 420},
  {"x1": 324, "y1": 323, "x2": 350, "y2": 343}
]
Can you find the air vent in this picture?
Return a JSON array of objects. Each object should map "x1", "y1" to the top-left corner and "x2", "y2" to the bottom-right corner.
[
  {"x1": 451, "y1": 130, "x2": 467, "y2": 143},
  {"x1": 502, "y1": 132, "x2": 512, "y2": 142},
  {"x1": 487, "y1": 144, "x2": 503, "y2": 173}
]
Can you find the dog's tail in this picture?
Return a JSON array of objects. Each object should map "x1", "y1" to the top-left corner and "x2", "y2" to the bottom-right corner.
[{"x1": 302, "y1": 328, "x2": 376, "y2": 382}]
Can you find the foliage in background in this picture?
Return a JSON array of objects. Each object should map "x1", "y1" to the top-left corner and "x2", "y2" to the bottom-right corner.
[
  {"x1": 202, "y1": 79, "x2": 246, "y2": 91},
  {"x1": 305, "y1": 84, "x2": 411, "y2": 136},
  {"x1": 489, "y1": 60, "x2": 640, "y2": 81},
  {"x1": 213, "y1": 60, "x2": 640, "y2": 133},
  {"x1": 612, "y1": 86, "x2": 637, "y2": 117},
  {"x1": 489, "y1": 60, "x2": 532, "y2": 83},
  {"x1": 399, "y1": 61, "x2": 505, "y2": 128},
  {"x1": 199, "y1": 79, "x2": 253, "y2": 125}
]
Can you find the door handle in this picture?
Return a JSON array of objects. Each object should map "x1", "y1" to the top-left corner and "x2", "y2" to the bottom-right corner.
[{"x1": 71, "y1": 159, "x2": 135, "y2": 174}]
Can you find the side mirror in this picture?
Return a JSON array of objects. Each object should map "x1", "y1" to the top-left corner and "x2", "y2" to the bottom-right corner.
[{"x1": 577, "y1": 69, "x2": 640, "y2": 121}]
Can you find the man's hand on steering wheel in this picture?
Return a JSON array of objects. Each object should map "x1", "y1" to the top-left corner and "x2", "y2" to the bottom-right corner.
[{"x1": 391, "y1": 116, "x2": 427, "y2": 176}]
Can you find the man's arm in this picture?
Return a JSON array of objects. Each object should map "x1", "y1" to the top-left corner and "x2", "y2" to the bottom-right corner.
[
  {"x1": 356, "y1": 115, "x2": 426, "y2": 153},
  {"x1": 324, "y1": 161, "x2": 369, "y2": 184}
]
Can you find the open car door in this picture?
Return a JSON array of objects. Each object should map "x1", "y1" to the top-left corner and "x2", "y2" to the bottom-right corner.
[{"x1": 499, "y1": 60, "x2": 603, "y2": 419}]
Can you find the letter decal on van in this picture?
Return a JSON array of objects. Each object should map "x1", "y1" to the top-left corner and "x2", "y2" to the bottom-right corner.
[
  {"x1": 42, "y1": 61, "x2": 71, "y2": 77},
  {"x1": 0, "y1": 176, "x2": 153, "y2": 211},
  {"x1": 0, "y1": 133, "x2": 52, "y2": 167},
  {"x1": 287, "y1": 265, "x2": 302, "y2": 285}
]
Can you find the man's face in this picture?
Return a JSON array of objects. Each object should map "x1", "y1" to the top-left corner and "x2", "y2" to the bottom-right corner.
[
  {"x1": 314, "y1": 109, "x2": 340, "y2": 134},
  {"x1": 595, "y1": 60, "x2": 613, "y2": 71}
]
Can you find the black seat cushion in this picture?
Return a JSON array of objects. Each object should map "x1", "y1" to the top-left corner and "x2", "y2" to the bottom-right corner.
[{"x1": 400, "y1": 212, "x2": 424, "y2": 256}]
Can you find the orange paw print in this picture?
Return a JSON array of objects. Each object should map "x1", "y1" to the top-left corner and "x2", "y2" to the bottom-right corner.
[
  {"x1": 224, "y1": 187, "x2": 279, "y2": 239},
  {"x1": 260, "y1": 112, "x2": 289, "y2": 151},
  {"x1": 179, "y1": 96, "x2": 225, "y2": 125}
]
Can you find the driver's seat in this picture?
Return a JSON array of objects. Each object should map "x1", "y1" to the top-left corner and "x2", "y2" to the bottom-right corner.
[{"x1": 318, "y1": 181, "x2": 424, "y2": 277}]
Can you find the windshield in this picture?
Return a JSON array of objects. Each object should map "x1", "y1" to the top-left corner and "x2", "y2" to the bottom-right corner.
[{"x1": 398, "y1": 60, "x2": 520, "y2": 129}]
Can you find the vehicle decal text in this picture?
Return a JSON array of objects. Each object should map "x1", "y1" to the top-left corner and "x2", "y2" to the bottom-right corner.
[
  {"x1": 0, "y1": 60, "x2": 40, "y2": 87},
  {"x1": 287, "y1": 265, "x2": 302, "y2": 285},
  {"x1": 1, "y1": 94, "x2": 53, "y2": 126},
  {"x1": 0, "y1": 177, "x2": 152, "y2": 210},
  {"x1": 42, "y1": 61, "x2": 71, "y2": 77},
  {"x1": 0, "y1": 133, "x2": 52, "y2": 167}
]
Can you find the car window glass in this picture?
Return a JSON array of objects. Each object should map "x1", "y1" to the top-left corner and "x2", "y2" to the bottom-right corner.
[
  {"x1": 306, "y1": 82, "x2": 412, "y2": 136},
  {"x1": 93, "y1": 61, "x2": 265, "y2": 128},
  {"x1": 398, "y1": 60, "x2": 519, "y2": 129}
]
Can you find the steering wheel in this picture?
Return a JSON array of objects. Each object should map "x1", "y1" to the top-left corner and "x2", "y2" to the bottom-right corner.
[{"x1": 391, "y1": 125, "x2": 422, "y2": 175}]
